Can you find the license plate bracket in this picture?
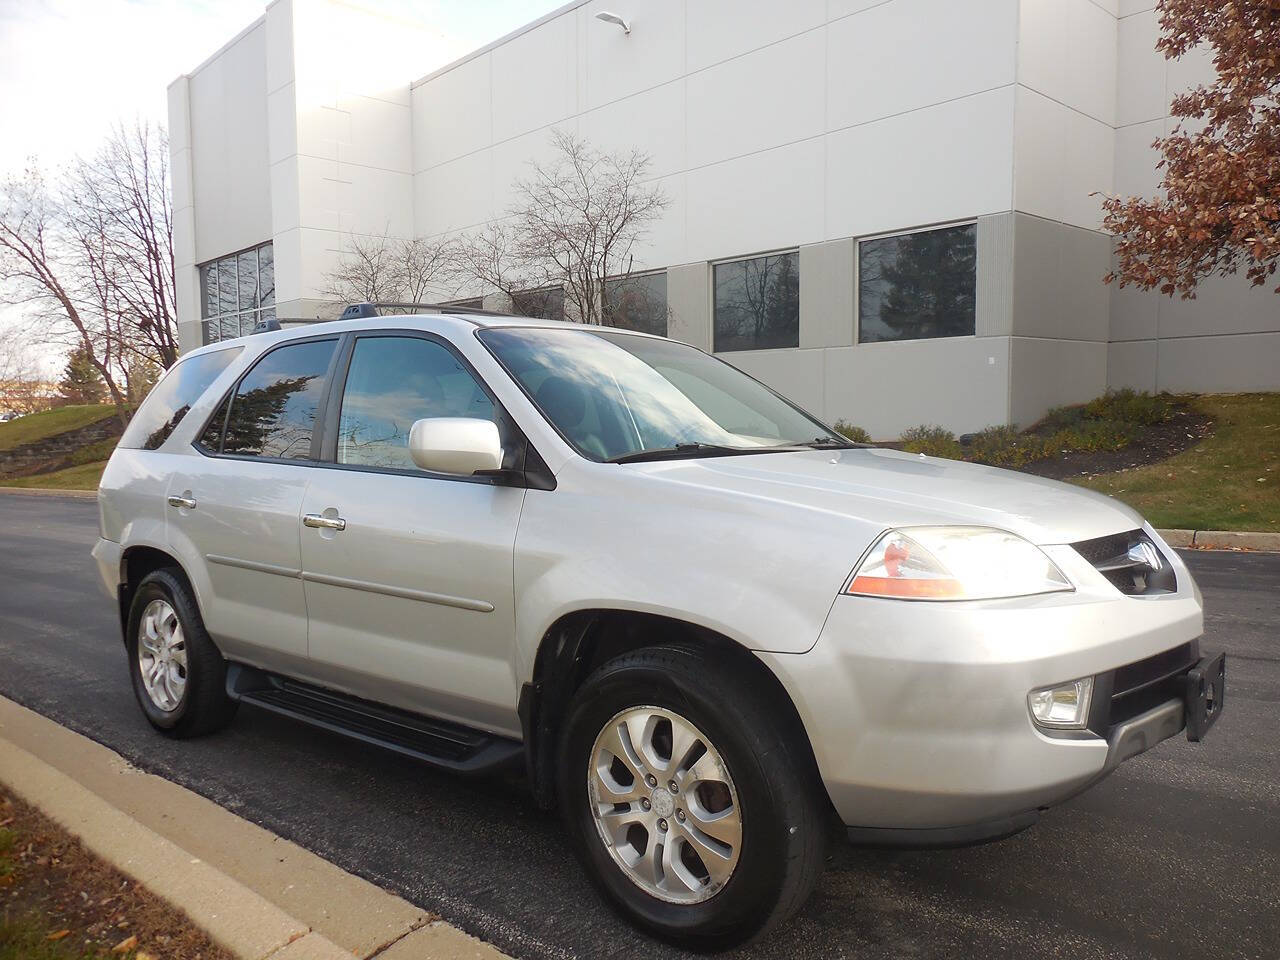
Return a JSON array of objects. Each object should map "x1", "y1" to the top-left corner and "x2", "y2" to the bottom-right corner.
[{"x1": 1185, "y1": 652, "x2": 1226, "y2": 742}]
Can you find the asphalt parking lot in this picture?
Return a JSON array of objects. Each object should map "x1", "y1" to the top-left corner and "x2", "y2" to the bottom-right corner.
[{"x1": 0, "y1": 492, "x2": 1276, "y2": 959}]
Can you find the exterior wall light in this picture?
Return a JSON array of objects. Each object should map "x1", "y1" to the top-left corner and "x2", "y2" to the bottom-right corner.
[{"x1": 594, "y1": 11, "x2": 631, "y2": 34}]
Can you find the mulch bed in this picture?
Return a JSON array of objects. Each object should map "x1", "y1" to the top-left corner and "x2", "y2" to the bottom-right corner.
[
  {"x1": 0, "y1": 792, "x2": 232, "y2": 960},
  {"x1": 1014, "y1": 405, "x2": 1216, "y2": 481}
]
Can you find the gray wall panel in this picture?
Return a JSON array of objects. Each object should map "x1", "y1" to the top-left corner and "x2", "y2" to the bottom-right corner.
[
  {"x1": 976, "y1": 213, "x2": 1014, "y2": 337},
  {"x1": 667, "y1": 262, "x2": 711, "y2": 351},
  {"x1": 799, "y1": 239, "x2": 855, "y2": 348}
]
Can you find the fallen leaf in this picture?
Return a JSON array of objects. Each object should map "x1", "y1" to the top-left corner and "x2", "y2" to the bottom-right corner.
[
  {"x1": 47, "y1": 930, "x2": 71, "y2": 941},
  {"x1": 112, "y1": 934, "x2": 139, "y2": 953}
]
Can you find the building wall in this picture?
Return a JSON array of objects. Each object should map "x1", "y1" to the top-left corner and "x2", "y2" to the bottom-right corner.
[{"x1": 171, "y1": 0, "x2": 1278, "y2": 437}]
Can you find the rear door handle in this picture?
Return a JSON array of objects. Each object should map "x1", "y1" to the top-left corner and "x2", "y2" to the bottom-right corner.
[
  {"x1": 303, "y1": 513, "x2": 346, "y2": 531},
  {"x1": 166, "y1": 495, "x2": 197, "y2": 510}
]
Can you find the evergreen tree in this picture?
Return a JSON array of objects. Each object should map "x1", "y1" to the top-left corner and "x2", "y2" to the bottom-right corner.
[{"x1": 59, "y1": 346, "x2": 106, "y2": 404}]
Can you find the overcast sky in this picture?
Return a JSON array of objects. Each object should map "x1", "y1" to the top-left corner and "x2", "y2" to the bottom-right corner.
[
  {"x1": 0, "y1": 0, "x2": 566, "y2": 370},
  {"x1": 0, "y1": 0, "x2": 566, "y2": 178}
]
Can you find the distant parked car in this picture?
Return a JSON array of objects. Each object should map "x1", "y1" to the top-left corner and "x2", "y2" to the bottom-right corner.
[
  {"x1": 92, "y1": 312, "x2": 1225, "y2": 948},
  {"x1": 0, "y1": 411, "x2": 19, "y2": 422}
]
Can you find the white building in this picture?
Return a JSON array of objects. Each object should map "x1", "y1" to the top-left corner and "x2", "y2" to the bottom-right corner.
[{"x1": 168, "y1": 0, "x2": 1280, "y2": 438}]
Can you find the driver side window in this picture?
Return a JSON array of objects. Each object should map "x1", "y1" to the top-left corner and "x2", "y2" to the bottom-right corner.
[{"x1": 337, "y1": 336, "x2": 495, "y2": 472}]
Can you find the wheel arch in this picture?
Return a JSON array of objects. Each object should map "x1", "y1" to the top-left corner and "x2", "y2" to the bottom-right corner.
[
  {"x1": 518, "y1": 608, "x2": 820, "y2": 811},
  {"x1": 117, "y1": 545, "x2": 194, "y2": 645}
]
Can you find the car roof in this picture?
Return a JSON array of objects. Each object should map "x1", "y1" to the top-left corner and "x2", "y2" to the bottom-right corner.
[{"x1": 179, "y1": 312, "x2": 665, "y2": 361}]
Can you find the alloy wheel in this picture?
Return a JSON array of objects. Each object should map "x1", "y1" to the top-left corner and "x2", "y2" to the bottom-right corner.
[
  {"x1": 137, "y1": 598, "x2": 188, "y2": 712},
  {"x1": 587, "y1": 706, "x2": 742, "y2": 903}
]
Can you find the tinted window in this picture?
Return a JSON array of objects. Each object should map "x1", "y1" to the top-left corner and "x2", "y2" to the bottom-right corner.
[
  {"x1": 606, "y1": 272, "x2": 668, "y2": 336},
  {"x1": 858, "y1": 224, "x2": 976, "y2": 343},
  {"x1": 713, "y1": 252, "x2": 799, "y2": 352},
  {"x1": 337, "y1": 337, "x2": 495, "y2": 472},
  {"x1": 221, "y1": 339, "x2": 337, "y2": 459},
  {"x1": 118, "y1": 347, "x2": 244, "y2": 451},
  {"x1": 511, "y1": 286, "x2": 565, "y2": 322}
]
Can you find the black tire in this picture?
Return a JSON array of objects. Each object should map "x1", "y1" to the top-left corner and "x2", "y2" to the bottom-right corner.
[
  {"x1": 557, "y1": 644, "x2": 827, "y2": 950},
  {"x1": 126, "y1": 568, "x2": 237, "y2": 738}
]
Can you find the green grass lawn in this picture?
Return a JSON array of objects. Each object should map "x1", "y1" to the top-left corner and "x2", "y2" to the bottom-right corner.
[
  {"x1": 0, "y1": 405, "x2": 118, "y2": 451},
  {"x1": 1, "y1": 460, "x2": 107, "y2": 491},
  {"x1": 1071, "y1": 393, "x2": 1279, "y2": 532}
]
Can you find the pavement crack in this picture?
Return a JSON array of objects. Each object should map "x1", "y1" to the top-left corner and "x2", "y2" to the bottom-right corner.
[{"x1": 364, "y1": 915, "x2": 433, "y2": 959}]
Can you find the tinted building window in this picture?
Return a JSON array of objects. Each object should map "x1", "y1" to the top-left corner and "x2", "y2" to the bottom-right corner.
[
  {"x1": 117, "y1": 347, "x2": 244, "y2": 451},
  {"x1": 199, "y1": 242, "x2": 276, "y2": 344},
  {"x1": 221, "y1": 339, "x2": 337, "y2": 459},
  {"x1": 858, "y1": 223, "x2": 977, "y2": 343},
  {"x1": 713, "y1": 252, "x2": 799, "y2": 352},
  {"x1": 511, "y1": 286, "x2": 565, "y2": 322},
  {"x1": 337, "y1": 336, "x2": 495, "y2": 472},
  {"x1": 605, "y1": 272, "x2": 667, "y2": 336}
]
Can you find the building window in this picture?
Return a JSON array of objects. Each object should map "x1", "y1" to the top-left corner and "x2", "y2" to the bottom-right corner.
[
  {"x1": 442, "y1": 297, "x2": 485, "y2": 310},
  {"x1": 605, "y1": 272, "x2": 667, "y2": 336},
  {"x1": 511, "y1": 286, "x2": 565, "y2": 322},
  {"x1": 857, "y1": 223, "x2": 976, "y2": 344},
  {"x1": 713, "y1": 252, "x2": 799, "y2": 352},
  {"x1": 200, "y1": 242, "x2": 275, "y2": 344}
]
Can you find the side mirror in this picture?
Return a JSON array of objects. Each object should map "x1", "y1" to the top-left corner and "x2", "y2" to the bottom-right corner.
[{"x1": 408, "y1": 417, "x2": 504, "y2": 475}]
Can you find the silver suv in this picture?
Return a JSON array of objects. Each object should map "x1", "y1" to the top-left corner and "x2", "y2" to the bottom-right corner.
[{"x1": 94, "y1": 312, "x2": 1225, "y2": 947}]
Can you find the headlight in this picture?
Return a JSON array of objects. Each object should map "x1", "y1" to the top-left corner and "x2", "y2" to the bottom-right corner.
[{"x1": 844, "y1": 526, "x2": 1072, "y2": 601}]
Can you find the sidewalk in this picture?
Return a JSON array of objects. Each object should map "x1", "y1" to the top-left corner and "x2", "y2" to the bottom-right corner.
[{"x1": 0, "y1": 696, "x2": 511, "y2": 960}]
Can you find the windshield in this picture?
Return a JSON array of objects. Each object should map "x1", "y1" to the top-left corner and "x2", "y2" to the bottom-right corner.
[{"x1": 477, "y1": 327, "x2": 844, "y2": 461}]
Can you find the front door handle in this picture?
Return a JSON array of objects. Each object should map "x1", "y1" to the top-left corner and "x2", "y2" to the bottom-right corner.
[
  {"x1": 166, "y1": 495, "x2": 197, "y2": 510},
  {"x1": 303, "y1": 513, "x2": 346, "y2": 532}
]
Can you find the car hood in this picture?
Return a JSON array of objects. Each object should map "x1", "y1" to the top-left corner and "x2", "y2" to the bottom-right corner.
[{"x1": 635, "y1": 447, "x2": 1144, "y2": 545}]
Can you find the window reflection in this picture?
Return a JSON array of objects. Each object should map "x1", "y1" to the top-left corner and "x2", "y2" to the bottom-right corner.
[
  {"x1": 511, "y1": 286, "x2": 565, "y2": 322},
  {"x1": 221, "y1": 339, "x2": 337, "y2": 459},
  {"x1": 713, "y1": 252, "x2": 799, "y2": 352},
  {"x1": 605, "y1": 272, "x2": 668, "y2": 336},
  {"x1": 337, "y1": 337, "x2": 495, "y2": 472},
  {"x1": 199, "y1": 241, "x2": 276, "y2": 345},
  {"x1": 858, "y1": 224, "x2": 976, "y2": 343},
  {"x1": 481, "y1": 327, "x2": 837, "y2": 462}
]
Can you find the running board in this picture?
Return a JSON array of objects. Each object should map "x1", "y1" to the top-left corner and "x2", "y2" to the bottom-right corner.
[{"x1": 225, "y1": 663, "x2": 522, "y2": 775}]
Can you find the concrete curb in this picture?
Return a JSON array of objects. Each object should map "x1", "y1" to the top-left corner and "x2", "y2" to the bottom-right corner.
[
  {"x1": 1157, "y1": 528, "x2": 1280, "y2": 552},
  {"x1": 0, "y1": 485, "x2": 97, "y2": 498},
  {"x1": 0, "y1": 697, "x2": 511, "y2": 960}
]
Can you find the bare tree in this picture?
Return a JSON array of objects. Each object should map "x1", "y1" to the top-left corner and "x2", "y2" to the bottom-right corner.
[
  {"x1": 0, "y1": 326, "x2": 52, "y2": 414},
  {"x1": 319, "y1": 233, "x2": 455, "y2": 309},
  {"x1": 457, "y1": 130, "x2": 668, "y2": 324},
  {"x1": 0, "y1": 123, "x2": 177, "y2": 425}
]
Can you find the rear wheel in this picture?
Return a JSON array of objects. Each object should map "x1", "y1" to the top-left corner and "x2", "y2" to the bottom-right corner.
[
  {"x1": 558, "y1": 644, "x2": 826, "y2": 949},
  {"x1": 126, "y1": 568, "x2": 237, "y2": 738}
]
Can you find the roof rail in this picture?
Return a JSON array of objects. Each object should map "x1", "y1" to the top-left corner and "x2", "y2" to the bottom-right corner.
[{"x1": 338, "y1": 301, "x2": 510, "y2": 320}]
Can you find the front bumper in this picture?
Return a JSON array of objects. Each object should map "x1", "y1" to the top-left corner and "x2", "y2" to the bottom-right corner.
[{"x1": 759, "y1": 541, "x2": 1213, "y2": 835}]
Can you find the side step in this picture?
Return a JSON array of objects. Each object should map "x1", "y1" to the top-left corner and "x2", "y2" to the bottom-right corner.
[{"x1": 225, "y1": 664, "x2": 523, "y2": 775}]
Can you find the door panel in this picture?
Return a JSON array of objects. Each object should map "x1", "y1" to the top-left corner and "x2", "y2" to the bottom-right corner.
[
  {"x1": 165, "y1": 336, "x2": 339, "y2": 672},
  {"x1": 299, "y1": 471, "x2": 525, "y2": 735},
  {"x1": 165, "y1": 457, "x2": 310, "y2": 670},
  {"x1": 298, "y1": 333, "x2": 526, "y2": 735}
]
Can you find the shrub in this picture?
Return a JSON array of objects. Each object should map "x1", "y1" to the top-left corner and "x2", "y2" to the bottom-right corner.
[
  {"x1": 832, "y1": 420, "x2": 872, "y2": 443},
  {"x1": 965, "y1": 424, "x2": 1054, "y2": 467},
  {"x1": 1084, "y1": 388, "x2": 1174, "y2": 426},
  {"x1": 1036, "y1": 403, "x2": 1088, "y2": 434},
  {"x1": 1057, "y1": 418, "x2": 1142, "y2": 453},
  {"x1": 900, "y1": 425, "x2": 962, "y2": 459}
]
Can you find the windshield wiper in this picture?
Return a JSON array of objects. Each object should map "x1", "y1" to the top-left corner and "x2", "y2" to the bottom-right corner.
[
  {"x1": 796, "y1": 436, "x2": 869, "y2": 449},
  {"x1": 608, "y1": 442, "x2": 756, "y2": 464}
]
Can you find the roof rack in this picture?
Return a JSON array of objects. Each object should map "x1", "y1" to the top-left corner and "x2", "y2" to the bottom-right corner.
[{"x1": 338, "y1": 301, "x2": 510, "y2": 320}]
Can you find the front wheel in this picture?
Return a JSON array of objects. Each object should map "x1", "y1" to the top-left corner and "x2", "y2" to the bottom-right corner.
[{"x1": 558, "y1": 644, "x2": 827, "y2": 949}]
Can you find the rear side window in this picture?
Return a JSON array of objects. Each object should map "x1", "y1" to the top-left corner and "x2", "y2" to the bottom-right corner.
[
  {"x1": 118, "y1": 346, "x2": 244, "y2": 450},
  {"x1": 216, "y1": 339, "x2": 337, "y2": 459}
]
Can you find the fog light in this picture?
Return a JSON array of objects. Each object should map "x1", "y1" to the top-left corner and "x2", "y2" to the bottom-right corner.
[{"x1": 1028, "y1": 677, "x2": 1094, "y2": 729}]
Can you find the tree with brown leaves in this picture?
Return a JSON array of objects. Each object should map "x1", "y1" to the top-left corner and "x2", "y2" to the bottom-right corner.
[{"x1": 1103, "y1": 0, "x2": 1280, "y2": 298}]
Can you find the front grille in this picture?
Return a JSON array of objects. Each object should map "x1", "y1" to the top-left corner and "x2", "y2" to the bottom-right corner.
[
  {"x1": 1087, "y1": 641, "x2": 1198, "y2": 734},
  {"x1": 1072, "y1": 529, "x2": 1177, "y2": 595}
]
